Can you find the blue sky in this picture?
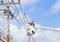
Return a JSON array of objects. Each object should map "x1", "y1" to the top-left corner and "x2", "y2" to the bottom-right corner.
[
  {"x1": 10, "y1": 0, "x2": 60, "y2": 42},
  {"x1": 21, "y1": 0, "x2": 60, "y2": 27},
  {"x1": 0, "y1": 0, "x2": 60, "y2": 42}
]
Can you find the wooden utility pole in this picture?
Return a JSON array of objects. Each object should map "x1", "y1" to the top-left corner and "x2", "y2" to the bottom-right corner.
[
  {"x1": 28, "y1": 35, "x2": 30, "y2": 42},
  {"x1": 0, "y1": 0, "x2": 20, "y2": 42},
  {"x1": 27, "y1": 32, "x2": 30, "y2": 42},
  {"x1": 7, "y1": 1, "x2": 10, "y2": 42}
]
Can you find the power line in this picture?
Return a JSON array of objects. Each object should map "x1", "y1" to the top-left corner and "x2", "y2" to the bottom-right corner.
[
  {"x1": 12, "y1": 4, "x2": 25, "y2": 26},
  {"x1": 18, "y1": 0, "x2": 30, "y2": 25},
  {"x1": 19, "y1": 0, "x2": 23, "y2": 13},
  {"x1": 9, "y1": 0, "x2": 25, "y2": 25},
  {"x1": 0, "y1": 22, "x2": 6, "y2": 37},
  {"x1": 31, "y1": 37, "x2": 35, "y2": 42},
  {"x1": 0, "y1": 1, "x2": 24, "y2": 26},
  {"x1": 0, "y1": 0, "x2": 20, "y2": 42},
  {"x1": 19, "y1": 0, "x2": 26, "y2": 25},
  {"x1": 13, "y1": 4, "x2": 19, "y2": 17},
  {"x1": 10, "y1": 5, "x2": 24, "y2": 26},
  {"x1": 14, "y1": 16, "x2": 22, "y2": 26}
]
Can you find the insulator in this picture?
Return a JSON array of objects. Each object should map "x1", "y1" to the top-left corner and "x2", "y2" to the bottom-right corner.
[
  {"x1": 9, "y1": 11, "x2": 14, "y2": 19},
  {"x1": 1, "y1": 0, "x2": 3, "y2": 3},
  {"x1": 18, "y1": 0, "x2": 20, "y2": 3},
  {"x1": 7, "y1": 6, "x2": 9, "y2": 8},
  {"x1": 12, "y1": 0, "x2": 14, "y2": 3},
  {"x1": 32, "y1": 30, "x2": 35, "y2": 34},
  {"x1": 4, "y1": 9, "x2": 7, "y2": 14},
  {"x1": 10, "y1": 13, "x2": 14, "y2": 19}
]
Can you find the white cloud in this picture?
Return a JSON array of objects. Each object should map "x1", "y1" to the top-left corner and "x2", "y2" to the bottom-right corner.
[
  {"x1": 10, "y1": 24, "x2": 27, "y2": 42},
  {"x1": 0, "y1": 9, "x2": 60, "y2": 42},
  {"x1": 45, "y1": 0, "x2": 60, "y2": 16},
  {"x1": 0, "y1": 16, "x2": 7, "y2": 37},
  {"x1": 17, "y1": 13, "x2": 32, "y2": 26},
  {"x1": 20, "y1": 0, "x2": 39, "y2": 5},
  {"x1": 50, "y1": 0, "x2": 60, "y2": 13},
  {"x1": 1, "y1": 13, "x2": 60, "y2": 42},
  {"x1": 2, "y1": 0, "x2": 39, "y2": 5},
  {"x1": 0, "y1": 15, "x2": 60, "y2": 42},
  {"x1": 29, "y1": 7, "x2": 36, "y2": 13},
  {"x1": 10, "y1": 23, "x2": 60, "y2": 42},
  {"x1": 28, "y1": 6, "x2": 41, "y2": 13}
]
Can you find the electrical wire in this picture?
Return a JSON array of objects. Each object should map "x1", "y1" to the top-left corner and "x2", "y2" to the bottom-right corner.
[
  {"x1": 5, "y1": 4, "x2": 27, "y2": 26},
  {"x1": 14, "y1": 16, "x2": 22, "y2": 25},
  {"x1": 19, "y1": 0, "x2": 26, "y2": 24},
  {"x1": 1, "y1": 4, "x2": 24, "y2": 26},
  {"x1": 10, "y1": 5, "x2": 60, "y2": 32},
  {"x1": 10, "y1": 6, "x2": 16, "y2": 14},
  {"x1": 4, "y1": 4, "x2": 20, "y2": 25},
  {"x1": 10, "y1": 5, "x2": 24, "y2": 26},
  {"x1": 31, "y1": 36, "x2": 35, "y2": 42},
  {"x1": 19, "y1": 0, "x2": 23, "y2": 13},
  {"x1": 11, "y1": 0, "x2": 20, "y2": 17},
  {"x1": 23, "y1": 13, "x2": 29, "y2": 23},
  {"x1": 0, "y1": 22, "x2": 6, "y2": 30},
  {"x1": 0, "y1": 0, "x2": 25, "y2": 42},
  {"x1": 19, "y1": 0, "x2": 30, "y2": 24},
  {"x1": 13, "y1": 4, "x2": 19, "y2": 16},
  {"x1": 0, "y1": 32, "x2": 4, "y2": 37},
  {"x1": 0, "y1": 22, "x2": 6, "y2": 37},
  {"x1": 12, "y1": 3, "x2": 25, "y2": 25}
]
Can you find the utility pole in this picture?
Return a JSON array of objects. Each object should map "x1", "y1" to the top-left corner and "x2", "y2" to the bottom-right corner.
[
  {"x1": 27, "y1": 32, "x2": 30, "y2": 42},
  {"x1": 7, "y1": 1, "x2": 10, "y2": 42},
  {"x1": 0, "y1": 0, "x2": 20, "y2": 42},
  {"x1": 28, "y1": 35, "x2": 30, "y2": 42}
]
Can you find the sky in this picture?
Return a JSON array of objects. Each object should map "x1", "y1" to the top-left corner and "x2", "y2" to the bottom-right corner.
[
  {"x1": 0, "y1": 0, "x2": 60, "y2": 42},
  {"x1": 22, "y1": 0, "x2": 60, "y2": 28}
]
